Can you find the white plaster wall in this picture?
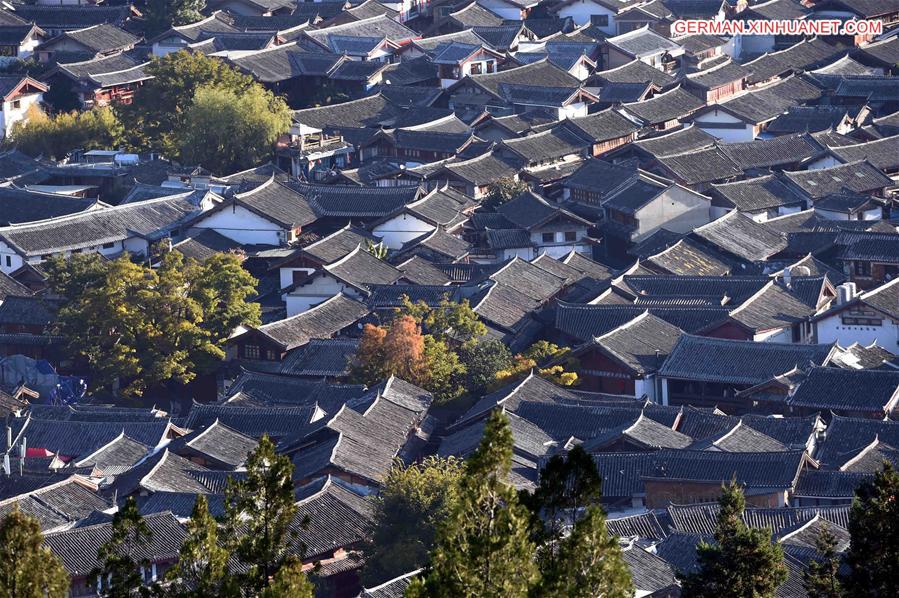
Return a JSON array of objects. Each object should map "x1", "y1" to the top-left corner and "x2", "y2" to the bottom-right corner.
[
  {"x1": 372, "y1": 213, "x2": 435, "y2": 249},
  {"x1": 190, "y1": 205, "x2": 284, "y2": 245},
  {"x1": 476, "y1": 0, "x2": 521, "y2": 20},
  {"x1": 285, "y1": 275, "x2": 359, "y2": 316},
  {"x1": 816, "y1": 314, "x2": 899, "y2": 349},
  {"x1": 693, "y1": 108, "x2": 756, "y2": 142},
  {"x1": 556, "y1": 2, "x2": 615, "y2": 30},
  {"x1": 634, "y1": 186, "x2": 711, "y2": 241},
  {"x1": 1, "y1": 92, "x2": 42, "y2": 139}
]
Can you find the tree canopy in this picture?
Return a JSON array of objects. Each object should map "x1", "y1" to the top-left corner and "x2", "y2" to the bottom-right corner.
[
  {"x1": 46, "y1": 251, "x2": 260, "y2": 397},
  {"x1": 9, "y1": 106, "x2": 122, "y2": 160},
  {"x1": 144, "y1": 0, "x2": 206, "y2": 37},
  {"x1": 117, "y1": 51, "x2": 255, "y2": 156},
  {"x1": 410, "y1": 411, "x2": 539, "y2": 597},
  {"x1": 844, "y1": 462, "x2": 899, "y2": 597},
  {"x1": 91, "y1": 498, "x2": 151, "y2": 598},
  {"x1": 0, "y1": 509, "x2": 69, "y2": 598},
  {"x1": 680, "y1": 479, "x2": 788, "y2": 598},
  {"x1": 364, "y1": 457, "x2": 463, "y2": 586},
  {"x1": 177, "y1": 83, "x2": 291, "y2": 174}
]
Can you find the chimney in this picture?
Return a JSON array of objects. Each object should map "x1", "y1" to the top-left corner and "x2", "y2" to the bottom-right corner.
[
  {"x1": 837, "y1": 282, "x2": 858, "y2": 305},
  {"x1": 783, "y1": 266, "x2": 792, "y2": 289},
  {"x1": 2, "y1": 454, "x2": 8, "y2": 476}
]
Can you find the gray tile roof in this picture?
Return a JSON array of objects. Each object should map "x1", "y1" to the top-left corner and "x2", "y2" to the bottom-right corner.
[
  {"x1": 278, "y1": 337, "x2": 359, "y2": 378},
  {"x1": 554, "y1": 302, "x2": 731, "y2": 341},
  {"x1": 590, "y1": 312, "x2": 684, "y2": 374},
  {"x1": 622, "y1": 86, "x2": 704, "y2": 126},
  {"x1": 788, "y1": 367, "x2": 899, "y2": 415},
  {"x1": 659, "y1": 335, "x2": 835, "y2": 385},
  {"x1": 52, "y1": 23, "x2": 139, "y2": 53},
  {"x1": 783, "y1": 160, "x2": 892, "y2": 199},
  {"x1": 710, "y1": 174, "x2": 807, "y2": 212},
  {"x1": 169, "y1": 419, "x2": 258, "y2": 469},
  {"x1": 252, "y1": 293, "x2": 368, "y2": 351},
  {"x1": 631, "y1": 125, "x2": 717, "y2": 157},
  {"x1": 45, "y1": 512, "x2": 186, "y2": 577},
  {"x1": 645, "y1": 238, "x2": 732, "y2": 276},
  {"x1": 691, "y1": 210, "x2": 787, "y2": 262},
  {"x1": 714, "y1": 75, "x2": 823, "y2": 124},
  {"x1": 181, "y1": 400, "x2": 317, "y2": 439},
  {"x1": 0, "y1": 195, "x2": 199, "y2": 256}
]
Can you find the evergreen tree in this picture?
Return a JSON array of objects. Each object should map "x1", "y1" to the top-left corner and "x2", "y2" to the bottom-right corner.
[
  {"x1": 48, "y1": 252, "x2": 259, "y2": 396},
  {"x1": 542, "y1": 505, "x2": 633, "y2": 598},
  {"x1": 364, "y1": 457, "x2": 462, "y2": 585},
  {"x1": 225, "y1": 435, "x2": 300, "y2": 595},
  {"x1": 0, "y1": 509, "x2": 69, "y2": 598},
  {"x1": 144, "y1": 0, "x2": 206, "y2": 37},
  {"x1": 398, "y1": 295, "x2": 485, "y2": 345},
  {"x1": 165, "y1": 496, "x2": 235, "y2": 597},
  {"x1": 680, "y1": 480, "x2": 788, "y2": 598},
  {"x1": 118, "y1": 51, "x2": 255, "y2": 154},
  {"x1": 802, "y1": 524, "x2": 843, "y2": 598},
  {"x1": 844, "y1": 462, "x2": 899, "y2": 597},
  {"x1": 459, "y1": 340, "x2": 513, "y2": 393},
  {"x1": 482, "y1": 177, "x2": 529, "y2": 210},
  {"x1": 91, "y1": 498, "x2": 152, "y2": 598},
  {"x1": 414, "y1": 410, "x2": 539, "y2": 597},
  {"x1": 176, "y1": 83, "x2": 291, "y2": 173},
  {"x1": 261, "y1": 557, "x2": 314, "y2": 598},
  {"x1": 525, "y1": 446, "x2": 602, "y2": 564},
  {"x1": 527, "y1": 446, "x2": 632, "y2": 598}
]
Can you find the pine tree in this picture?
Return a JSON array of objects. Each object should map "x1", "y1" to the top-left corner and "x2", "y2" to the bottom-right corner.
[
  {"x1": 844, "y1": 462, "x2": 899, "y2": 597},
  {"x1": 542, "y1": 505, "x2": 633, "y2": 598},
  {"x1": 165, "y1": 495, "x2": 235, "y2": 597},
  {"x1": 802, "y1": 524, "x2": 843, "y2": 598},
  {"x1": 91, "y1": 498, "x2": 152, "y2": 598},
  {"x1": 261, "y1": 557, "x2": 314, "y2": 598},
  {"x1": 415, "y1": 410, "x2": 539, "y2": 597},
  {"x1": 527, "y1": 446, "x2": 632, "y2": 598},
  {"x1": 225, "y1": 435, "x2": 300, "y2": 595},
  {"x1": 680, "y1": 480, "x2": 788, "y2": 598},
  {"x1": 0, "y1": 508, "x2": 70, "y2": 598}
]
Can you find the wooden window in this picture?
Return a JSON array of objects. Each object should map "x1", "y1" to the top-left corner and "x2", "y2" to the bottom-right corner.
[
  {"x1": 564, "y1": 231, "x2": 577, "y2": 242},
  {"x1": 591, "y1": 14, "x2": 609, "y2": 26},
  {"x1": 542, "y1": 232, "x2": 555, "y2": 243},
  {"x1": 854, "y1": 261, "x2": 871, "y2": 277},
  {"x1": 244, "y1": 344, "x2": 261, "y2": 359}
]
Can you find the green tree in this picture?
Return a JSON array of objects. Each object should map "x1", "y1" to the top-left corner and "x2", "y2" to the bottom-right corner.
[
  {"x1": 9, "y1": 106, "x2": 122, "y2": 160},
  {"x1": 176, "y1": 83, "x2": 291, "y2": 174},
  {"x1": 91, "y1": 498, "x2": 152, "y2": 598},
  {"x1": 413, "y1": 411, "x2": 539, "y2": 597},
  {"x1": 144, "y1": 0, "x2": 206, "y2": 37},
  {"x1": 483, "y1": 177, "x2": 529, "y2": 210},
  {"x1": 364, "y1": 457, "x2": 462, "y2": 586},
  {"x1": 802, "y1": 524, "x2": 843, "y2": 598},
  {"x1": 527, "y1": 447, "x2": 632, "y2": 598},
  {"x1": 165, "y1": 495, "x2": 235, "y2": 597},
  {"x1": 844, "y1": 462, "x2": 899, "y2": 597},
  {"x1": 459, "y1": 339, "x2": 513, "y2": 393},
  {"x1": 225, "y1": 435, "x2": 300, "y2": 595},
  {"x1": 525, "y1": 446, "x2": 602, "y2": 563},
  {"x1": 399, "y1": 295, "x2": 486, "y2": 345},
  {"x1": 118, "y1": 51, "x2": 255, "y2": 154},
  {"x1": 680, "y1": 480, "x2": 788, "y2": 598},
  {"x1": 421, "y1": 335, "x2": 466, "y2": 403},
  {"x1": 0, "y1": 508, "x2": 70, "y2": 598},
  {"x1": 261, "y1": 557, "x2": 314, "y2": 598},
  {"x1": 50, "y1": 252, "x2": 259, "y2": 396},
  {"x1": 492, "y1": 341, "x2": 579, "y2": 390}
]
